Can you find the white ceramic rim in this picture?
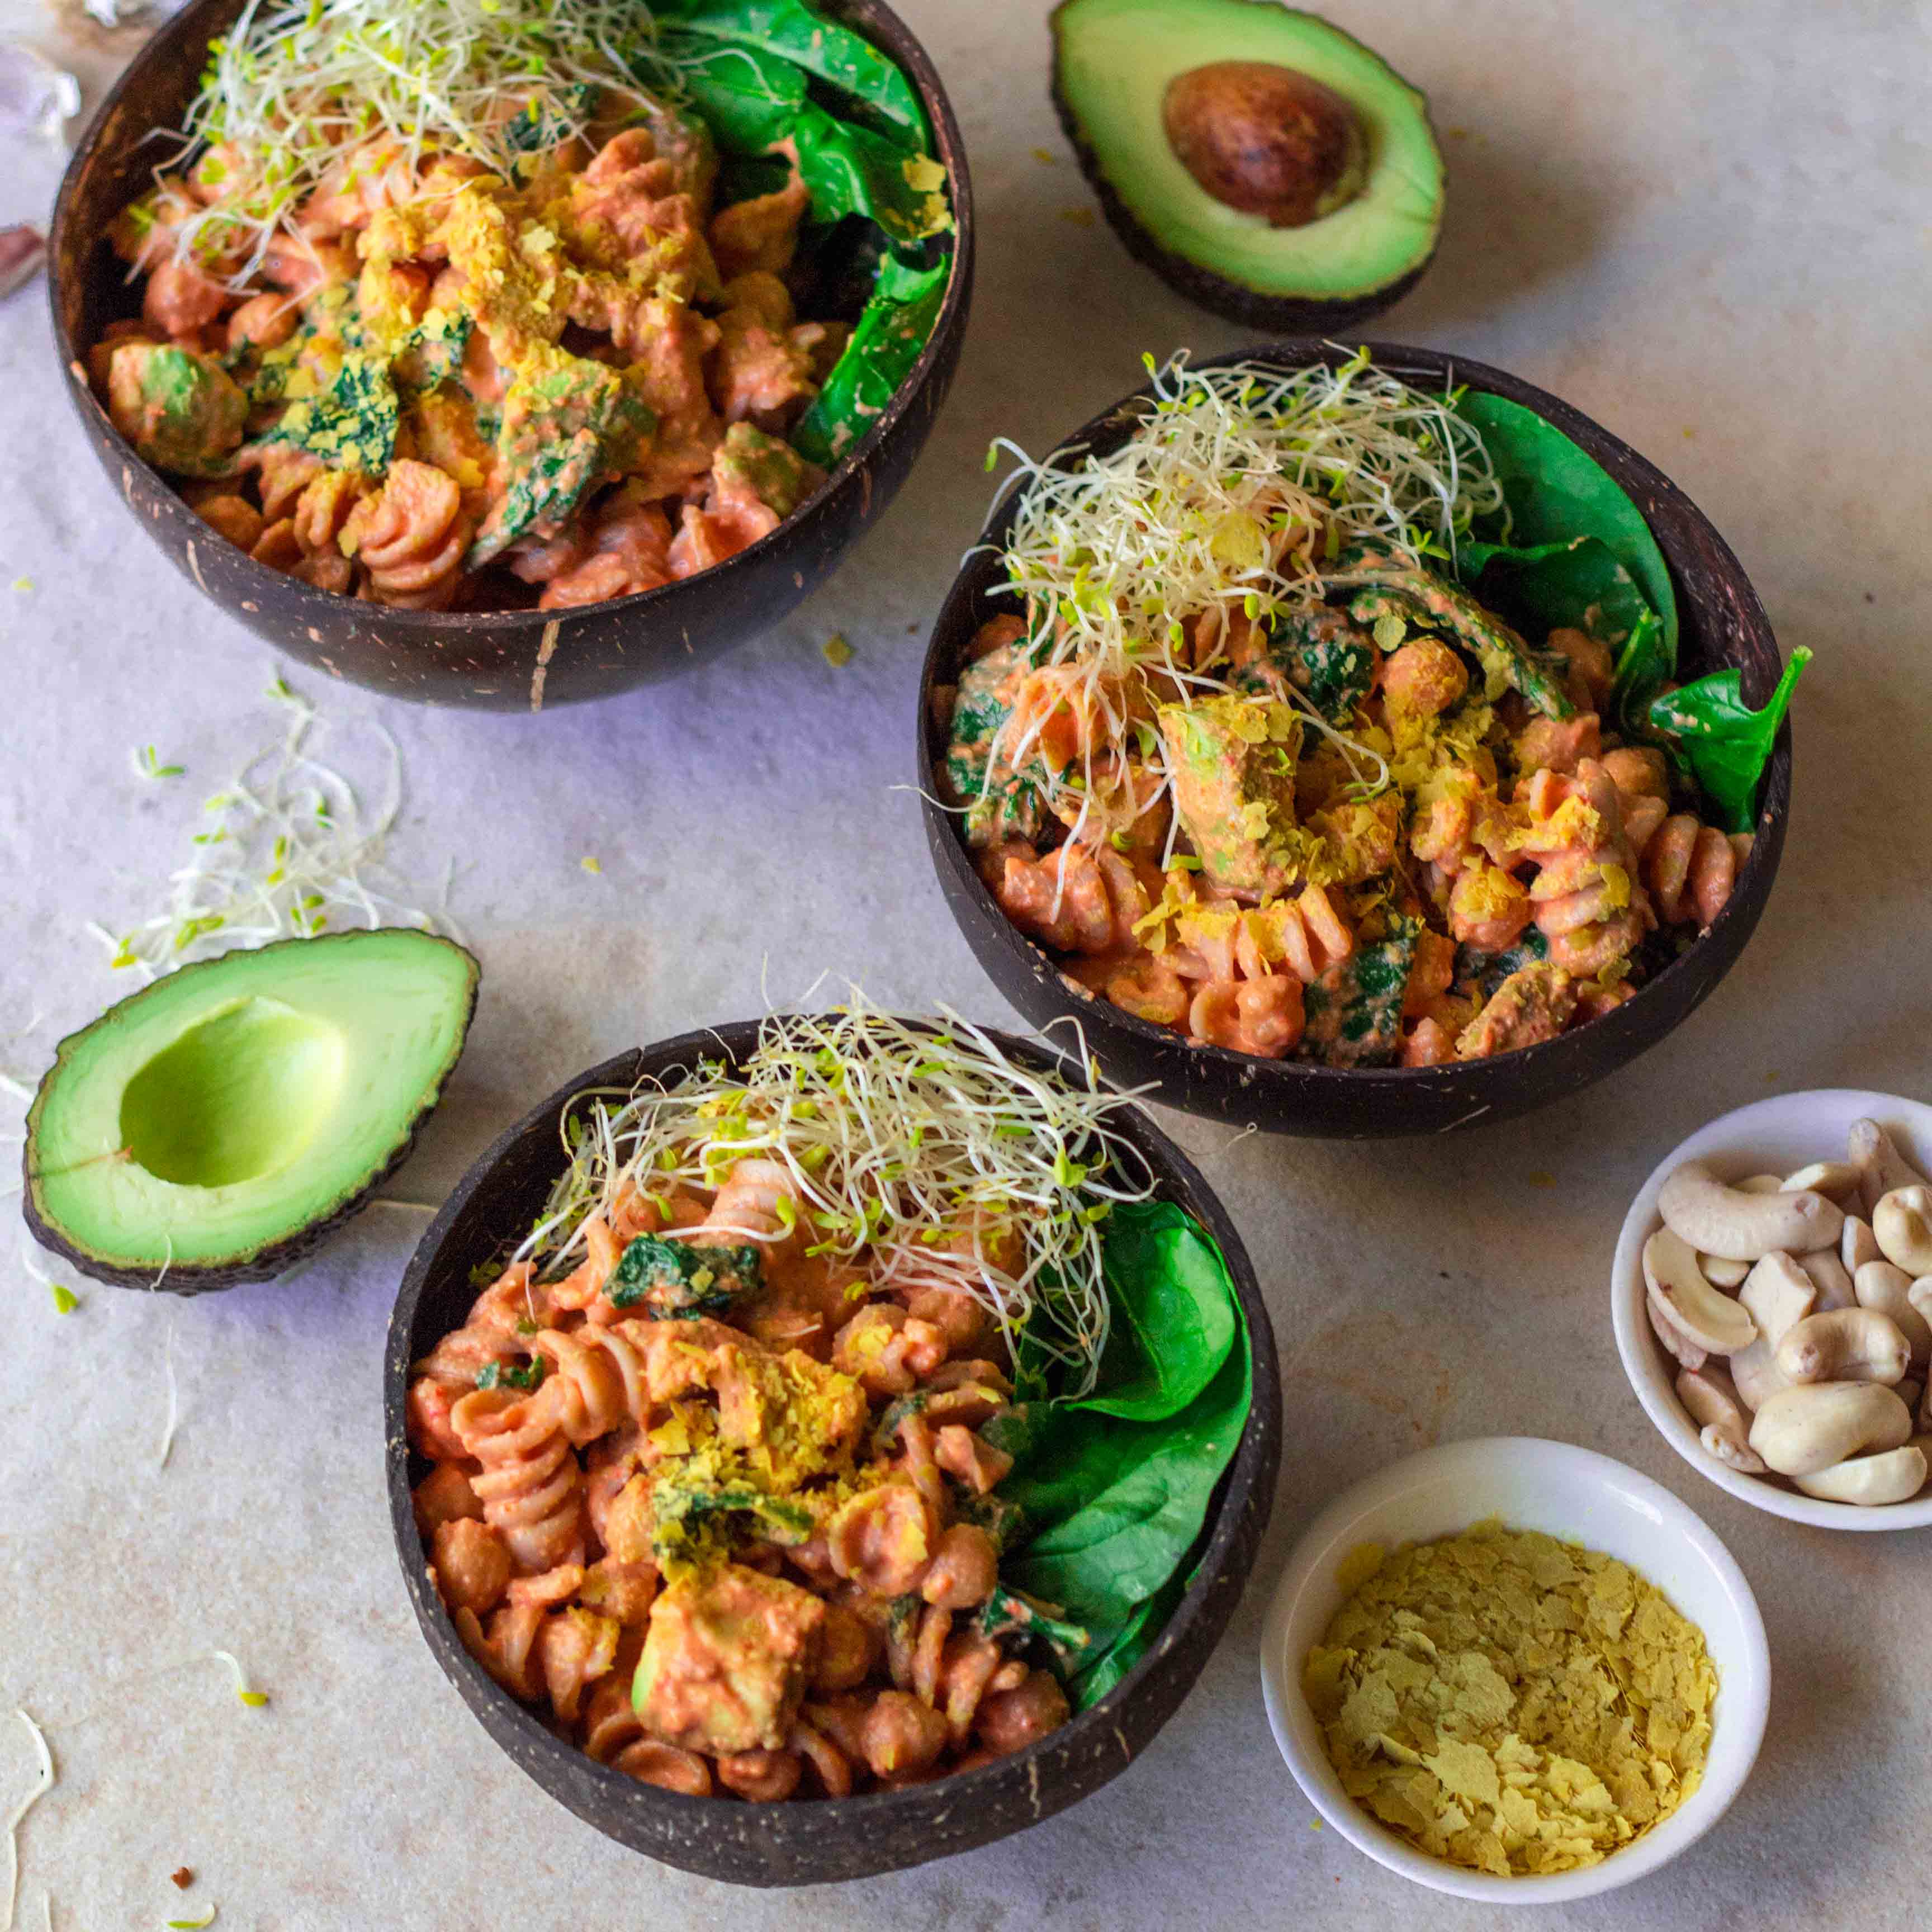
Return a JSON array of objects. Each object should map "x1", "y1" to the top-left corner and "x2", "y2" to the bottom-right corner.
[
  {"x1": 1610, "y1": 1087, "x2": 1932, "y2": 1531},
  {"x1": 1258, "y1": 1436, "x2": 1770, "y2": 1905}
]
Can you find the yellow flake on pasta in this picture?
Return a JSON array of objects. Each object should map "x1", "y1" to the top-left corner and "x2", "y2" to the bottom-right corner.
[{"x1": 1303, "y1": 1521, "x2": 1716, "y2": 1879}]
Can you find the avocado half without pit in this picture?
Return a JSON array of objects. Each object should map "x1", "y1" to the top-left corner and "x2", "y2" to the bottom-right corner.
[
  {"x1": 23, "y1": 929, "x2": 479, "y2": 1291},
  {"x1": 1051, "y1": 0, "x2": 1444, "y2": 328}
]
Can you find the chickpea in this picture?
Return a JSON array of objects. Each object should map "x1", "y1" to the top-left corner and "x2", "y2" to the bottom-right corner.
[
  {"x1": 974, "y1": 1671, "x2": 1072, "y2": 1757},
  {"x1": 717, "y1": 1748, "x2": 803, "y2": 1802},
  {"x1": 225, "y1": 291, "x2": 298, "y2": 353},
  {"x1": 412, "y1": 1461, "x2": 483, "y2": 1537},
  {"x1": 826, "y1": 1484, "x2": 935, "y2": 1597},
  {"x1": 859, "y1": 1690, "x2": 951, "y2": 1779},
  {"x1": 1381, "y1": 638, "x2": 1467, "y2": 717},
  {"x1": 920, "y1": 1524, "x2": 1000, "y2": 1611},
  {"x1": 811, "y1": 1602, "x2": 881, "y2": 1694},
  {"x1": 431, "y1": 1517, "x2": 510, "y2": 1617}
]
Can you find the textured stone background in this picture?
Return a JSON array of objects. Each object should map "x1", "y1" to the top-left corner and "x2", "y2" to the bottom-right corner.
[{"x1": 1, "y1": 0, "x2": 1928, "y2": 1925}]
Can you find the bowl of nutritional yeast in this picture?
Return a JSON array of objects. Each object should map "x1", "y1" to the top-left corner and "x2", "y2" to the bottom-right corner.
[
  {"x1": 49, "y1": 0, "x2": 973, "y2": 707},
  {"x1": 920, "y1": 339, "x2": 1802, "y2": 1134}
]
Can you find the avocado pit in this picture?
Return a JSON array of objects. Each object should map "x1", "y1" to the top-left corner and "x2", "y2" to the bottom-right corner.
[{"x1": 1161, "y1": 60, "x2": 1368, "y2": 229}]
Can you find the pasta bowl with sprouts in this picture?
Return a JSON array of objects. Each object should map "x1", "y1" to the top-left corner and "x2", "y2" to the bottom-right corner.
[
  {"x1": 384, "y1": 1005, "x2": 1279, "y2": 1884},
  {"x1": 919, "y1": 340, "x2": 1795, "y2": 1137},
  {"x1": 49, "y1": 0, "x2": 970, "y2": 708}
]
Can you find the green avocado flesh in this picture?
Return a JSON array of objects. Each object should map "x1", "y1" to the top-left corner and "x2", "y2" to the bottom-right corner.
[
  {"x1": 1052, "y1": 0, "x2": 1443, "y2": 304},
  {"x1": 24, "y1": 930, "x2": 478, "y2": 1285}
]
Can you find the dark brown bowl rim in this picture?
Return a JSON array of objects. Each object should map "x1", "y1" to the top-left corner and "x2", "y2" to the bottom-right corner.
[
  {"x1": 383, "y1": 1016, "x2": 1282, "y2": 1849},
  {"x1": 48, "y1": 0, "x2": 974, "y2": 633},
  {"x1": 917, "y1": 338, "x2": 1791, "y2": 1108}
]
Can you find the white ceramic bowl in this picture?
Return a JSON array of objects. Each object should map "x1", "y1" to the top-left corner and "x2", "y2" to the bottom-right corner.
[
  {"x1": 1259, "y1": 1437, "x2": 1769, "y2": 1905},
  {"x1": 1611, "y1": 1088, "x2": 1932, "y2": 1532}
]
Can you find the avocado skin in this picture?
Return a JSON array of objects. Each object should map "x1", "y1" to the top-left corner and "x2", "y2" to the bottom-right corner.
[
  {"x1": 1048, "y1": 0, "x2": 1441, "y2": 330},
  {"x1": 21, "y1": 930, "x2": 480, "y2": 1294}
]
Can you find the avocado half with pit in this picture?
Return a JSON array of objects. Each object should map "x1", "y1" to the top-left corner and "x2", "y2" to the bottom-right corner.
[
  {"x1": 1051, "y1": 0, "x2": 1444, "y2": 329},
  {"x1": 23, "y1": 929, "x2": 479, "y2": 1291}
]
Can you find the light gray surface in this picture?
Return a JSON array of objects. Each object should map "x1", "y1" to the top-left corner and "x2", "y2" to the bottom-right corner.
[{"x1": 2, "y1": 0, "x2": 1928, "y2": 1925}]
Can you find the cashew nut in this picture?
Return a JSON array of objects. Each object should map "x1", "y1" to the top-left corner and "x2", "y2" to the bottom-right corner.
[
  {"x1": 1729, "y1": 1252, "x2": 1815, "y2": 1409},
  {"x1": 1854, "y1": 1260, "x2": 1932, "y2": 1369},
  {"x1": 1729, "y1": 1339, "x2": 1786, "y2": 1411},
  {"x1": 1642, "y1": 1229, "x2": 1756, "y2": 1353},
  {"x1": 1747, "y1": 1382, "x2": 1913, "y2": 1476},
  {"x1": 1849, "y1": 1118, "x2": 1930, "y2": 1218},
  {"x1": 1700, "y1": 1253, "x2": 1750, "y2": 1289},
  {"x1": 1647, "y1": 1289, "x2": 1707, "y2": 1371},
  {"x1": 1774, "y1": 1308, "x2": 1911, "y2": 1386},
  {"x1": 1782, "y1": 1160, "x2": 1861, "y2": 1202},
  {"x1": 1841, "y1": 1215, "x2": 1881, "y2": 1273},
  {"x1": 1873, "y1": 1186, "x2": 1932, "y2": 1276},
  {"x1": 1736, "y1": 1175, "x2": 1785, "y2": 1194},
  {"x1": 1794, "y1": 1243, "x2": 1857, "y2": 1313},
  {"x1": 1792, "y1": 1445, "x2": 1928, "y2": 1507},
  {"x1": 1659, "y1": 1159, "x2": 1844, "y2": 1261},
  {"x1": 1898, "y1": 1377, "x2": 1925, "y2": 1418},
  {"x1": 1739, "y1": 1252, "x2": 1817, "y2": 1343},
  {"x1": 1675, "y1": 1365, "x2": 1766, "y2": 1474}
]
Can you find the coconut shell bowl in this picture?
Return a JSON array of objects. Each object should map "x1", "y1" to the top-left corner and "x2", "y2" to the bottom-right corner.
[
  {"x1": 49, "y1": 0, "x2": 972, "y2": 711},
  {"x1": 384, "y1": 1020, "x2": 1282, "y2": 1885},
  {"x1": 918, "y1": 340, "x2": 1791, "y2": 1137}
]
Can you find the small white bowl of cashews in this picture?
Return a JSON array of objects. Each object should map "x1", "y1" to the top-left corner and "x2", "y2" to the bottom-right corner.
[{"x1": 1613, "y1": 1089, "x2": 1932, "y2": 1530}]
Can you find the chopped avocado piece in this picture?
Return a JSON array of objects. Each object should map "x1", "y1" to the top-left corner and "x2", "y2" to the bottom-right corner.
[
  {"x1": 22, "y1": 930, "x2": 477, "y2": 1290},
  {"x1": 607, "y1": 1233, "x2": 762, "y2": 1319},
  {"x1": 268, "y1": 351, "x2": 400, "y2": 475},
  {"x1": 107, "y1": 343, "x2": 246, "y2": 477},
  {"x1": 714, "y1": 421, "x2": 818, "y2": 519},
  {"x1": 1299, "y1": 911, "x2": 1418, "y2": 1067},
  {"x1": 1157, "y1": 693, "x2": 1304, "y2": 894},
  {"x1": 1050, "y1": 0, "x2": 1443, "y2": 328},
  {"x1": 467, "y1": 346, "x2": 645, "y2": 565},
  {"x1": 1262, "y1": 604, "x2": 1376, "y2": 722},
  {"x1": 632, "y1": 1564, "x2": 824, "y2": 1754},
  {"x1": 1338, "y1": 544, "x2": 1573, "y2": 719}
]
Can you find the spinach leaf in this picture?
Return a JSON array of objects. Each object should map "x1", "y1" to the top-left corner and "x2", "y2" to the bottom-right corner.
[
  {"x1": 654, "y1": 0, "x2": 927, "y2": 139},
  {"x1": 1609, "y1": 607, "x2": 1670, "y2": 738},
  {"x1": 268, "y1": 352, "x2": 398, "y2": 473},
  {"x1": 1299, "y1": 913, "x2": 1419, "y2": 1068},
  {"x1": 1647, "y1": 647, "x2": 1810, "y2": 832},
  {"x1": 977, "y1": 1584, "x2": 1091, "y2": 1663},
  {"x1": 664, "y1": 36, "x2": 804, "y2": 153},
  {"x1": 664, "y1": 36, "x2": 946, "y2": 241},
  {"x1": 989, "y1": 1290, "x2": 1250, "y2": 1631},
  {"x1": 1077, "y1": 1200, "x2": 1237, "y2": 1423},
  {"x1": 607, "y1": 1233, "x2": 761, "y2": 1318},
  {"x1": 792, "y1": 254, "x2": 947, "y2": 467},
  {"x1": 1455, "y1": 924, "x2": 1549, "y2": 1001},
  {"x1": 1453, "y1": 391, "x2": 1678, "y2": 661},
  {"x1": 1460, "y1": 533, "x2": 1652, "y2": 654},
  {"x1": 1068, "y1": 1565, "x2": 1188, "y2": 1710}
]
